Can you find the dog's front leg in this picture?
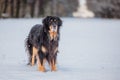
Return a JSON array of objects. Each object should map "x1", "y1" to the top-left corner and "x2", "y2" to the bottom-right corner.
[
  {"x1": 38, "y1": 58, "x2": 46, "y2": 72},
  {"x1": 51, "y1": 59, "x2": 57, "y2": 71},
  {"x1": 37, "y1": 50, "x2": 46, "y2": 72},
  {"x1": 51, "y1": 55, "x2": 57, "y2": 71}
]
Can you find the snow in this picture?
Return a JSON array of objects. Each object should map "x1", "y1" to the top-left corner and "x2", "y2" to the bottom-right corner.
[{"x1": 0, "y1": 18, "x2": 120, "y2": 80}]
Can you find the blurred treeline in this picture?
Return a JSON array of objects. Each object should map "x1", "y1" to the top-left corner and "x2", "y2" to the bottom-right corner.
[
  {"x1": 87, "y1": 0, "x2": 120, "y2": 19},
  {"x1": 1, "y1": 0, "x2": 120, "y2": 19},
  {"x1": 0, "y1": 0, "x2": 79, "y2": 18}
]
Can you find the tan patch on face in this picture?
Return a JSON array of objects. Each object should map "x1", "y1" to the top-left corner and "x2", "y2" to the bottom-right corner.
[
  {"x1": 41, "y1": 46, "x2": 47, "y2": 53},
  {"x1": 31, "y1": 47, "x2": 38, "y2": 66},
  {"x1": 49, "y1": 26, "x2": 57, "y2": 40}
]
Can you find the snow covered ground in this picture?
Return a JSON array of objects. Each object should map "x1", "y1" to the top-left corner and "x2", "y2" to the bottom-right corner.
[{"x1": 0, "y1": 18, "x2": 120, "y2": 80}]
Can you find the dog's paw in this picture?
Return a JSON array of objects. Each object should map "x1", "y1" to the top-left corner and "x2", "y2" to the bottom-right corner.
[
  {"x1": 51, "y1": 66, "x2": 57, "y2": 71},
  {"x1": 38, "y1": 66, "x2": 46, "y2": 72}
]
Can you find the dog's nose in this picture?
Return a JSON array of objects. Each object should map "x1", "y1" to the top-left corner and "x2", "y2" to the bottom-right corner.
[
  {"x1": 52, "y1": 26, "x2": 57, "y2": 32},
  {"x1": 53, "y1": 25, "x2": 57, "y2": 27},
  {"x1": 52, "y1": 23, "x2": 56, "y2": 27}
]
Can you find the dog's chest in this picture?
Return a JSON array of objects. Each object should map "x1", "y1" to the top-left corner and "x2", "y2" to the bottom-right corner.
[{"x1": 42, "y1": 40, "x2": 58, "y2": 54}]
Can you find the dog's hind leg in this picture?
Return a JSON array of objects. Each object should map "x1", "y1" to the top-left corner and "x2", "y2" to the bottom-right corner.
[
  {"x1": 28, "y1": 45, "x2": 37, "y2": 65},
  {"x1": 31, "y1": 46, "x2": 37, "y2": 66}
]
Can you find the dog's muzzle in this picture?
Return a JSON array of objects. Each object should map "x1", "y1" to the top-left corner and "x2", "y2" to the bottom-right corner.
[
  {"x1": 51, "y1": 25, "x2": 58, "y2": 32},
  {"x1": 49, "y1": 25, "x2": 58, "y2": 40}
]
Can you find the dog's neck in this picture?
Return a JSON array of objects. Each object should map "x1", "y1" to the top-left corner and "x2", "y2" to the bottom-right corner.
[
  {"x1": 43, "y1": 25, "x2": 59, "y2": 41},
  {"x1": 43, "y1": 30, "x2": 58, "y2": 42},
  {"x1": 47, "y1": 31, "x2": 58, "y2": 41},
  {"x1": 49, "y1": 30, "x2": 58, "y2": 41}
]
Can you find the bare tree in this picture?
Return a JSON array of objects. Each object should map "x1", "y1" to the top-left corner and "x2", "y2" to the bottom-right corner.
[
  {"x1": 52, "y1": 0, "x2": 57, "y2": 16},
  {"x1": 30, "y1": 0, "x2": 36, "y2": 17},
  {"x1": 3, "y1": 0, "x2": 8, "y2": 13},
  {"x1": 10, "y1": 0, "x2": 14, "y2": 17},
  {"x1": 20, "y1": 0, "x2": 27, "y2": 18},
  {"x1": 38, "y1": 0, "x2": 44, "y2": 17},
  {"x1": 0, "y1": 0, "x2": 4, "y2": 18},
  {"x1": 15, "y1": 0, "x2": 20, "y2": 18}
]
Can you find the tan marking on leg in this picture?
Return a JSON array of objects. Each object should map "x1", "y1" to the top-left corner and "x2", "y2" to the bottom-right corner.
[
  {"x1": 51, "y1": 59, "x2": 57, "y2": 71},
  {"x1": 31, "y1": 47, "x2": 38, "y2": 66},
  {"x1": 41, "y1": 46, "x2": 47, "y2": 53}
]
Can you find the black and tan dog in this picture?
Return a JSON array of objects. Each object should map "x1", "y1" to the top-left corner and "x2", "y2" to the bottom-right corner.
[{"x1": 25, "y1": 16, "x2": 62, "y2": 72}]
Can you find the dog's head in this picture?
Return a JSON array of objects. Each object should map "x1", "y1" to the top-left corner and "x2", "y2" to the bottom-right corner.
[{"x1": 42, "y1": 16, "x2": 62, "y2": 40}]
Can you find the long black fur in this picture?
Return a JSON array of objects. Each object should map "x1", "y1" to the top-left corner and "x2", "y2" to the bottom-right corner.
[{"x1": 25, "y1": 16, "x2": 62, "y2": 65}]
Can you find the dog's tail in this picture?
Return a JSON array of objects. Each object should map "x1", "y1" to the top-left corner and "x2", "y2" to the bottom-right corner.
[
  {"x1": 25, "y1": 37, "x2": 33, "y2": 65},
  {"x1": 25, "y1": 38, "x2": 31, "y2": 54}
]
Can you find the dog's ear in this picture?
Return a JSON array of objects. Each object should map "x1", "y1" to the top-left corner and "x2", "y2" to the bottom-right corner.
[
  {"x1": 42, "y1": 16, "x2": 51, "y2": 26},
  {"x1": 56, "y1": 17, "x2": 62, "y2": 27}
]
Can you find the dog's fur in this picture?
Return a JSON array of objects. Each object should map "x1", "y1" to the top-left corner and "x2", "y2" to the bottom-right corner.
[{"x1": 25, "y1": 16, "x2": 62, "y2": 72}]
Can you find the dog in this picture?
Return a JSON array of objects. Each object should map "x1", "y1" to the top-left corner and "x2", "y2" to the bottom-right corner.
[{"x1": 25, "y1": 16, "x2": 62, "y2": 72}]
